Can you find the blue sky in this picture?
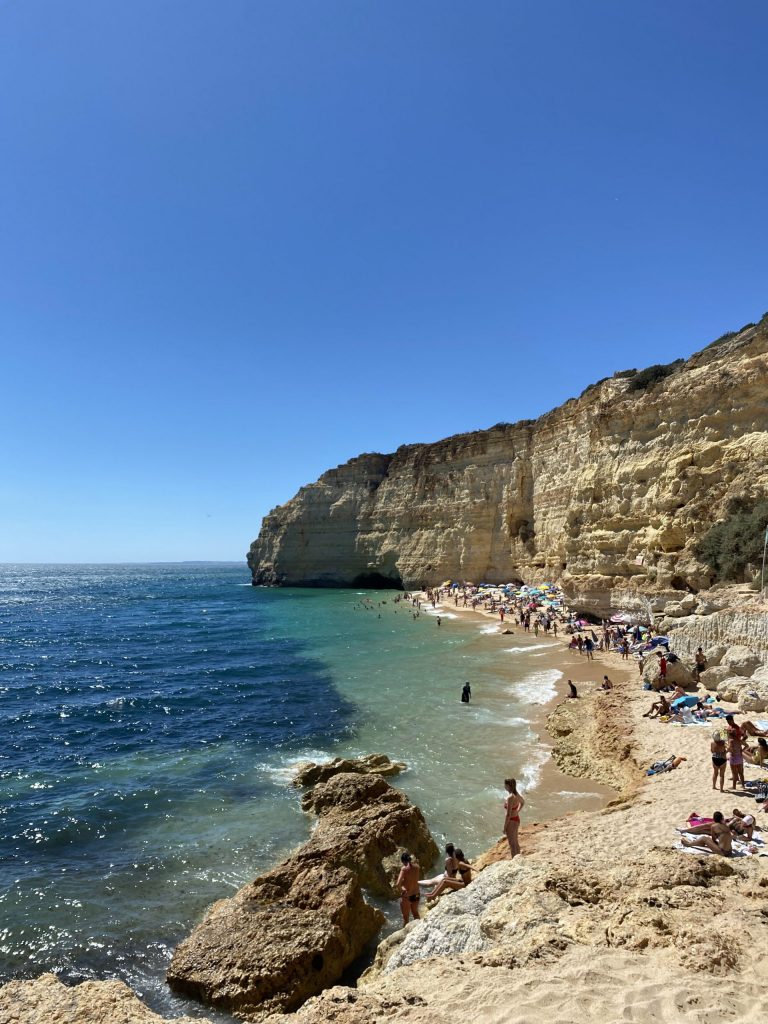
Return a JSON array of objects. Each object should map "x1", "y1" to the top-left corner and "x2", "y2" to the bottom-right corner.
[{"x1": 2, "y1": 1, "x2": 766, "y2": 562}]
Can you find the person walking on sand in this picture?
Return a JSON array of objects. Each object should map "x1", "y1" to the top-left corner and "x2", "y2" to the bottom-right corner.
[
  {"x1": 395, "y1": 851, "x2": 421, "y2": 924},
  {"x1": 711, "y1": 730, "x2": 727, "y2": 792},
  {"x1": 503, "y1": 778, "x2": 525, "y2": 858}
]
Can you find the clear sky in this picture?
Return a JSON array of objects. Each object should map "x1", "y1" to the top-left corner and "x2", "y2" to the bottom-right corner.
[{"x1": 2, "y1": 1, "x2": 766, "y2": 562}]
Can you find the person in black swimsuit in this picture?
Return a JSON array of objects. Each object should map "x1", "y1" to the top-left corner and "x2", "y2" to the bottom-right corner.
[
  {"x1": 395, "y1": 851, "x2": 421, "y2": 924},
  {"x1": 711, "y1": 731, "x2": 727, "y2": 792},
  {"x1": 424, "y1": 847, "x2": 472, "y2": 901}
]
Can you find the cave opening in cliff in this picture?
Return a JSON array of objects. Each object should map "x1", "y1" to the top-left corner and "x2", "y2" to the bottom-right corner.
[{"x1": 351, "y1": 572, "x2": 404, "y2": 590}]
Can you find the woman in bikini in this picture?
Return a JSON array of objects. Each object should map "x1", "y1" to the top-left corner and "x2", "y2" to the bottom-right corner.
[
  {"x1": 424, "y1": 848, "x2": 472, "y2": 900},
  {"x1": 504, "y1": 777, "x2": 525, "y2": 858},
  {"x1": 711, "y1": 731, "x2": 727, "y2": 792}
]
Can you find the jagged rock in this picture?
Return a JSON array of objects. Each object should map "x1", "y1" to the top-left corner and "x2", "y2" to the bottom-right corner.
[
  {"x1": 247, "y1": 321, "x2": 768, "y2": 615},
  {"x1": 168, "y1": 773, "x2": 438, "y2": 1020},
  {"x1": 720, "y1": 645, "x2": 762, "y2": 676},
  {"x1": 0, "y1": 973, "x2": 199, "y2": 1024},
  {"x1": 299, "y1": 773, "x2": 438, "y2": 895},
  {"x1": 292, "y1": 754, "x2": 406, "y2": 788},
  {"x1": 642, "y1": 657, "x2": 696, "y2": 691},
  {"x1": 168, "y1": 864, "x2": 382, "y2": 1020}
]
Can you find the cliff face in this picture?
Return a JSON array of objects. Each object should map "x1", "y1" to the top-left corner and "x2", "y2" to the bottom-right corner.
[{"x1": 248, "y1": 320, "x2": 768, "y2": 613}]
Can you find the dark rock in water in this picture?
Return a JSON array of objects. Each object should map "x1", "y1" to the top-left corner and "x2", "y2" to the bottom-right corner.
[
  {"x1": 292, "y1": 753, "x2": 406, "y2": 788},
  {"x1": 167, "y1": 772, "x2": 438, "y2": 1019},
  {"x1": 168, "y1": 864, "x2": 380, "y2": 1021}
]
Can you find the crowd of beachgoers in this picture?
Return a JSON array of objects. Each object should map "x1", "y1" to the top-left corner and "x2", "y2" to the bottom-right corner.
[{"x1": 390, "y1": 579, "x2": 768, "y2": 910}]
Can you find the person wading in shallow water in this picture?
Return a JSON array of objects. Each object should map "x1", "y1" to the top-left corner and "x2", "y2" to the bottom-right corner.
[
  {"x1": 395, "y1": 851, "x2": 421, "y2": 924},
  {"x1": 461, "y1": 681, "x2": 472, "y2": 703},
  {"x1": 503, "y1": 777, "x2": 525, "y2": 858}
]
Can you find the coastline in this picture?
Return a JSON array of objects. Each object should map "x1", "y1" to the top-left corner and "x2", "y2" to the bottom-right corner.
[
  {"x1": 423, "y1": 593, "x2": 633, "y2": 834},
  {"x1": 331, "y1": 594, "x2": 768, "y2": 1022},
  {"x1": 6, "y1": 585, "x2": 768, "y2": 1024}
]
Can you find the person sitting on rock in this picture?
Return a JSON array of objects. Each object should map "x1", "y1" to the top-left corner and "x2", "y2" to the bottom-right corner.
[
  {"x1": 395, "y1": 852, "x2": 421, "y2": 924},
  {"x1": 425, "y1": 848, "x2": 472, "y2": 901},
  {"x1": 680, "y1": 811, "x2": 734, "y2": 856},
  {"x1": 601, "y1": 675, "x2": 613, "y2": 691},
  {"x1": 418, "y1": 842, "x2": 459, "y2": 893}
]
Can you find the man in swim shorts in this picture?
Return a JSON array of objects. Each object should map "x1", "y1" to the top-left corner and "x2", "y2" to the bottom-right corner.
[{"x1": 395, "y1": 851, "x2": 421, "y2": 924}]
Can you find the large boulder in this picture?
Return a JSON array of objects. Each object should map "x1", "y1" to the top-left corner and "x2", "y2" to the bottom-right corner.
[
  {"x1": 738, "y1": 685, "x2": 768, "y2": 713},
  {"x1": 168, "y1": 772, "x2": 438, "y2": 1019},
  {"x1": 643, "y1": 656, "x2": 696, "y2": 691},
  {"x1": 0, "y1": 973, "x2": 199, "y2": 1024},
  {"x1": 715, "y1": 677, "x2": 752, "y2": 703},
  {"x1": 698, "y1": 664, "x2": 737, "y2": 692},
  {"x1": 168, "y1": 864, "x2": 382, "y2": 1020},
  {"x1": 720, "y1": 646, "x2": 762, "y2": 677},
  {"x1": 299, "y1": 773, "x2": 438, "y2": 895},
  {"x1": 292, "y1": 753, "x2": 406, "y2": 788}
]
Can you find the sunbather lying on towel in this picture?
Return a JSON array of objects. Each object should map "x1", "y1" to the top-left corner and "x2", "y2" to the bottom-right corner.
[{"x1": 680, "y1": 811, "x2": 734, "y2": 856}]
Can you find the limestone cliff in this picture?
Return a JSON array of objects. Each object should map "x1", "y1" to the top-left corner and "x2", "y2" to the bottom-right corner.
[{"x1": 248, "y1": 318, "x2": 768, "y2": 615}]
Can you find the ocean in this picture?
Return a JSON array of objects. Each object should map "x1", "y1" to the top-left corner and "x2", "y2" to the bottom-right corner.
[{"x1": 0, "y1": 563, "x2": 608, "y2": 1017}]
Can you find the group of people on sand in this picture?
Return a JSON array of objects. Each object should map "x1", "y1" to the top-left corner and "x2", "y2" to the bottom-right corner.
[
  {"x1": 680, "y1": 808, "x2": 759, "y2": 856},
  {"x1": 710, "y1": 715, "x2": 768, "y2": 791},
  {"x1": 396, "y1": 777, "x2": 524, "y2": 923}
]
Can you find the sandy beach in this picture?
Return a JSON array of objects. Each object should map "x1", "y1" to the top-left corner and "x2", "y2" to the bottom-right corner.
[{"x1": 311, "y1": 591, "x2": 768, "y2": 1024}]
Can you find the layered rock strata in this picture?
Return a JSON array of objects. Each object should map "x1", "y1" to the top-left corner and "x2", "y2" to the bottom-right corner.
[
  {"x1": 167, "y1": 771, "x2": 438, "y2": 1020},
  {"x1": 248, "y1": 319, "x2": 768, "y2": 615}
]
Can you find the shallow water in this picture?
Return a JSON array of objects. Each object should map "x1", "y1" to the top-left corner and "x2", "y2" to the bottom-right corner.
[{"x1": 0, "y1": 565, "x2": 607, "y2": 1017}]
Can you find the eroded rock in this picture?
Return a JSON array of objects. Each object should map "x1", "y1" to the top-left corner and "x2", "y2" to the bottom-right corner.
[
  {"x1": 168, "y1": 772, "x2": 438, "y2": 1019},
  {"x1": 0, "y1": 973, "x2": 200, "y2": 1024},
  {"x1": 292, "y1": 754, "x2": 406, "y2": 788}
]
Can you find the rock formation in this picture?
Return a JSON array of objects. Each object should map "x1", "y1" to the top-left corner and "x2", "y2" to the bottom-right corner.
[
  {"x1": 0, "y1": 973, "x2": 200, "y2": 1024},
  {"x1": 248, "y1": 318, "x2": 768, "y2": 617},
  {"x1": 292, "y1": 753, "x2": 407, "y2": 788},
  {"x1": 167, "y1": 772, "x2": 438, "y2": 1020}
]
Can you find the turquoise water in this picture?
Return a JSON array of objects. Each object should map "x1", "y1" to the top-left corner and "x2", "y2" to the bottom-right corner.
[{"x1": 0, "y1": 564, "x2": 603, "y2": 1017}]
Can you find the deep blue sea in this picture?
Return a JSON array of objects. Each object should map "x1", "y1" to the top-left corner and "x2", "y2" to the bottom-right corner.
[{"x1": 0, "y1": 564, "x2": 608, "y2": 1018}]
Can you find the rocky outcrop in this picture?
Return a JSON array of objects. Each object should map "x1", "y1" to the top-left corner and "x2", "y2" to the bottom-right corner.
[
  {"x1": 292, "y1": 753, "x2": 406, "y2": 788},
  {"x1": 0, "y1": 973, "x2": 200, "y2": 1024},
  {"x1": 248, "y1": 319, "x2": 768, "y2": 615},
  {"x1": 167, "y1": 772, "x2": 438, "y2": 1020}
]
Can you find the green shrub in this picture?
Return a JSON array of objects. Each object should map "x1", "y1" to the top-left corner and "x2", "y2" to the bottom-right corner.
[
  {"x1": 626, "y1": 360, "x2": 683, "y2": 392},
  {"x1": 696, "y1": 497, "x2": 768, "y2": 582}
]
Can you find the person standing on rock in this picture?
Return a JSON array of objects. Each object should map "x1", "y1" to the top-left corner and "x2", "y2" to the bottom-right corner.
[
  {"x1": 395, "y1": 852, "x2": 421, "y2": 924},
  {"x1": 503, "y1": 778, "x2": 525, "y2": 858}
]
